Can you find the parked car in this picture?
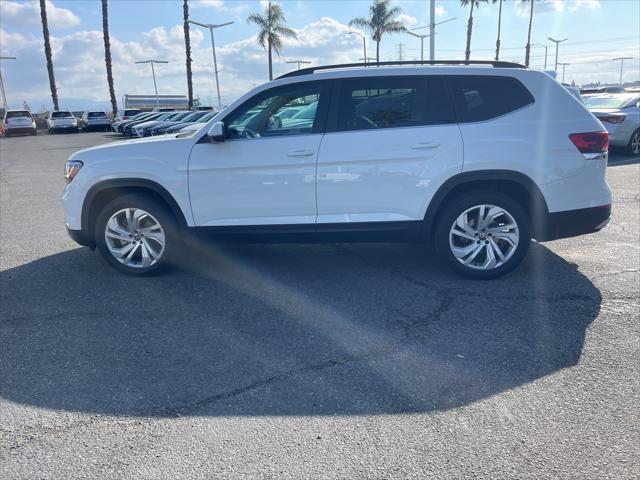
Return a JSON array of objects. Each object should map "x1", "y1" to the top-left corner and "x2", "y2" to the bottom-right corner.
[
  {"x1": 47, "y1": 110, "x2": 78, "y2": 133},
  {"x1": 112, "y1": 112, "x2": 153, "y2": 133},
  {"x1": 2, "y1": 109, "x2": 37, "y2": 136},
  {"x1": 122, "y1": 113, "x2": 167, "y2": 136},
  {"x1": 62, "y1": 62, "x2": 611, "y2": 278},
  {"x1": 114, "y1": 108, "x2": 142, "y2": 123},
  {"x1": 167, "y1": 111, "x2": 218, "y2": 134},
  {"x1": 150, "y1": 111, "x2": 210, "y2": 136},
  {"x1": 132, "y1": 111, "x2": 190, "y2": 137},
  {"x1": 584, "y1": 93, "x2": 640, "y2": 155},
  {"x1": 79, "y1": 111, "x2": 111, "y2": 132}
]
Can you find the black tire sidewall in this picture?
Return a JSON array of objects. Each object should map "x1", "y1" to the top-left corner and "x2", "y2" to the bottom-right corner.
[
  {"x1": 94, "y1": 194, "x2": 178, "y2": 276},
  {"x1": 629, "y1": 129, "x2": 640, "y2": 156},
  {"x1": 434, "y1": 190, "x2": 531, "y2": 279}
]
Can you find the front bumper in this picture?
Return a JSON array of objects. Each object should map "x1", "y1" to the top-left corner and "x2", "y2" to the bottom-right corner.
[
  {"x1": 66, "y1": 227, "x2": 95, "y2": 249},
  {"x1": 536, "y1": 204, "x2": 611, "y2": 241}
]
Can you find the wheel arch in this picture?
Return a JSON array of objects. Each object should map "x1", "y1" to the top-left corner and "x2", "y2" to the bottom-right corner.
[
  {"x1": 81, "y1": 179, "x2": 189, "y2": 248},
  {"x1": 424, "y1": 170, "x2": 549, "y2": 239}
]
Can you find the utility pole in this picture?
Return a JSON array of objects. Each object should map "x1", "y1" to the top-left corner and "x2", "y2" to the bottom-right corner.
[
  {"x1": 188, "y1": 19, "x2": 233, "y2": 110},
  {"x1": 613, "y1": 56, "x2": 633, "y2": 85},
  {"x1": 429, "y1": 0, "x2": 435, "y2": 61},
  {"x1": 548, "y1": 37, "x2": 568, "y2": 72},
  {"x1": 286, "y1": 60, "x2": 311, "y2": 70},
  {"x1": 134, "y1": 60, "x2": 168, "y2": 110},
  {"x1": 349, "y1": 31, "x2": 367, "y2": 63},
  {"x1": 397, "y1": 43, "x2": 405, "y2": 62},
  {"x1": 0, "y1": 56, "x2": 16, "y2": 111},
  {"x1": 406, "y1": 31, "x2": 430, "y2": 62},
  {"x1": 557, "y1": 62, "x2": 570, "y2": 83},
  {"x1": 531, "y1": 43, "x2": 548, "y2": 69}
]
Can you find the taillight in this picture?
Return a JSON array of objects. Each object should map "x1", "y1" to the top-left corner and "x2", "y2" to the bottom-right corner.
[
  {"x1": 596, "y1": 114, "x2": 625, "y2": 124},
  {"x1": 569, "y1": 131, "x2": 608, "y2": 155}
]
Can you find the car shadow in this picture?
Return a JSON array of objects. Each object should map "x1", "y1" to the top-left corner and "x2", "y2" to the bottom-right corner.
[{"x1": 0, "y1": 241, "x2": 601, "y2": 417}]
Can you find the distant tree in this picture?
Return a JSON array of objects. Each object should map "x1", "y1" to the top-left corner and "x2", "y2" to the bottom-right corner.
[
  {"x1": 523, "y1": 0, "x2": 536, "y2": 67},
  {"x1": 349, "y1": 0, "x2": 406, "y2": 63},
  {"x1": 101, "y1": 0, "x2": 117, "y2": 116},
  {"x1": 39, "y1": 0, "x2": 59, "y2": 110},
  {"x1": 461, "y1": 0, "x2": 489, "y2": 61},
  {"x1": 247, "y1": 2, "x2": 298, "y2": 81},
  {"x1": 183, "y1": 0, "x2": 194, "y2": 109},
  {"x1": 493, "y1": 0, "x2": 505, "y2": 60}
]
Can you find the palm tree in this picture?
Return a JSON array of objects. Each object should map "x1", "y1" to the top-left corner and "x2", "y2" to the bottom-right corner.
[
  {"x1": 461, "y1": 0, "x2": 488, "y2": 61},
  {"x1": 493, "y1": 0, "x2": 504, "y2": 61},
  {"x1": 39, "y1": 0, "x2": 59, "y2": 110},
  {"x1": 101, "y1": 0, "x2": 117, "y2": 116},
  {"x1": 183, "y1": 0, "x2": 194, "y2": 109},
  {"x1": 247, "y1": 2, "x2": 298, "y2": 81},
  {"x1": 523, "y1": 0, "x2": 535, "y2": 67},
  {"x1": 349, "y1": 0, "x2": 406, "y2": 64}
]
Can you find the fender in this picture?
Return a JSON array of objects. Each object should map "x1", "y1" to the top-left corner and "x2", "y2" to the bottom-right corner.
[
  {"x1": 81, "y1": 178, "x2": 190, "y2": 237},
  {"x1": 423, "y1": 169, "x2": 549, "y2": 234}
]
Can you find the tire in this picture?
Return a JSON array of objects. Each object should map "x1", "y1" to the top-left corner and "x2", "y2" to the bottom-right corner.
[
  {"x1": 628, "y1": 128, "x2": 640, "y2": 156},
  {"x1": 94, "y1": 194, "x2": 179, "y2": 276},
  {"x1": 434, "y1": 190, "x2": 531, "y2": 279}
]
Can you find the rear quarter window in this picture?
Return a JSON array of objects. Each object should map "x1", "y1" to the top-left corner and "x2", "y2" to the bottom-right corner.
[{"x1": 449, "y1": 76, "x2": 534, "y2": 123}]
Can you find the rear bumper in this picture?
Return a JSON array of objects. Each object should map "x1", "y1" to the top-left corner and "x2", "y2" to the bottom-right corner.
[
  {"x1": 536, "y1": 204, "x2": 611, "y2": 241},
  {"x1": 4, "y1": 127, "x2": 36, "y2": 135}
]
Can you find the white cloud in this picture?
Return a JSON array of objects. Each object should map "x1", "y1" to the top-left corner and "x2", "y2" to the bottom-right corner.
[
  {"x1": 516, "y1": 0, "x2": 601, "y2": 16},
  {"x1": 397, "y1": 14, "x2": 418, "y2": 28},
  {"x1": 0, "y1": 0, "x2": 80, "y2": 29},
  {"x1": 435, "y1": 6, "x2": 447, "y2": 18}
]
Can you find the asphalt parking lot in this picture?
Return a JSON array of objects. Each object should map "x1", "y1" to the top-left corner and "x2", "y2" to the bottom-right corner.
[{"x1": 1, "y1": 131, "x2": 638, "y2": 479}]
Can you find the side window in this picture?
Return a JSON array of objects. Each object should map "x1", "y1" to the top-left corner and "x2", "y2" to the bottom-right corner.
[
  {"x1": 449, "y1": 76, "x2": 534, "y2": 123},
  {"x1": 225, "y1": 83, "x2": 324, "y2": 140},
  {"x1": 335, "y1": 76, "x2": 455, "y2": 132}
]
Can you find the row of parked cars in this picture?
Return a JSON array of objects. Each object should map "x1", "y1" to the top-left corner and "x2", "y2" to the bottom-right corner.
[{"x1": 111, "y1": 109, "x2": 218, "y2": 137}]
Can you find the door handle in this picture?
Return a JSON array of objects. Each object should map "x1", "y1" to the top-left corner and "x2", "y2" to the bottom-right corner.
[
  {"x1": 287, "y1": 149, "x2": 315, "y2": 157},
  {"x1": 410, "y1": 142, "x2": 440, "y2": 150}
]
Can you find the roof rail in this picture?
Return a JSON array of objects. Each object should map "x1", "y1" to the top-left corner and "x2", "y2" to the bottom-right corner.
[{"x1": 278, "y1": 60, "x2": 526, "y2": 79}]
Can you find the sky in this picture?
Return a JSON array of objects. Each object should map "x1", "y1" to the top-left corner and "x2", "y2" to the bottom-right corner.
[{"x1": 0, "y1": 0, "x2": 638, "y2": 111}]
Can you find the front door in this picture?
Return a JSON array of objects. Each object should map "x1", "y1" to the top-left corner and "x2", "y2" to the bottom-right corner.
[{"x1": 189, "y1": 81, "x2": 328, "y2": 226}]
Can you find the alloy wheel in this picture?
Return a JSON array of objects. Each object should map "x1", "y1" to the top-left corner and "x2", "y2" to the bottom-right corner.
[
  {"x1": 449, "y1": 204, "x2": 520, "y2": 271},
  {"x1": 631, "y1": 131, "x2": 640, "y2": 155},
  {"x1": 104, "y1": 208, "x2": 166, "y2": 268}
]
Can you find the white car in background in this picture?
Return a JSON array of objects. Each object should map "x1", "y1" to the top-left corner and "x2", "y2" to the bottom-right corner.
[
  {"x1": 47, "y1": 110, "x2": 79, "y2": 134},
  {"x1": 584, "y1": 93, "x2": 640, "y2": 155},
  {"x1": 2, "y1": 110, "x2": 37, "y2": 136}
]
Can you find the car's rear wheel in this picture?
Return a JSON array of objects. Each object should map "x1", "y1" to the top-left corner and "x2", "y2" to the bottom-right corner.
[
  {"x1": 434, "y1": 190, "x2": 531, "y2": 279},
  {"x1": 95, "y1": 194, "x2": 178, "y2": 276},
  {"x1": 629, "y1": 129, "x2": 640, "y2": 156}
]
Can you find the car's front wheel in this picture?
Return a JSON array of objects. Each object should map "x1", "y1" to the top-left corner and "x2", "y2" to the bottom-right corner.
[
  {"x1": 95, "y1": 194, "x2": 178, "y2": 276},
  {"x1": 629, "y1": 128, "x2": 640, "y2": 156},
  {"x1": 434, "y1": 191, "x2": 531, "y2": 279}
]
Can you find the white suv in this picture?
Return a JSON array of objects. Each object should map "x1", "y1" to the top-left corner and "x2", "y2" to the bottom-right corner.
[
  {"x1": 62, "y1": 62, "x2": 612, "y2": 279},
  {"x1": 47, "y1": 110, "x2": 79, "y2": 133}
]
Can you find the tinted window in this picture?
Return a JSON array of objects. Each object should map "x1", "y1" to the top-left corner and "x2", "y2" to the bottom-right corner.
[
  {"x1": 51, "y1": 111, "x2": 73, "y2": 118},
  {"x1": 225, "y1": 83, "x2": 324, "y2": 140},
  {"x1": 6, "y1": 111, "x2": 32, "y2": 119},
  {"x1": 88, "y1": 112, "x2": 107, "y2": 118},
  {"x1": 124, "y1": 109, "x2": 142, "y2": 116},
  {"x1": 449, "y1": 76, "x2": 534, "y2": 122},
  {"x1": 336, "y1": 77, "x2": 455, "y2": 132}
]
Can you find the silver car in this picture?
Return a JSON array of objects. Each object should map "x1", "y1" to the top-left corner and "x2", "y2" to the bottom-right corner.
[{"x1": 584, "y1": 93, "x2": 640, "y2": 155}]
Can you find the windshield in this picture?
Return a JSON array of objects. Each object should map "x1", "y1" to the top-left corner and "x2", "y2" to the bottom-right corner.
[
  {"x1": 584, "y1": 95, "x2": 638, "y2": 109},
  {"x1": 51, "y1": 111, "x2": 73, "y2": 118},
  {"x1": 123, "y1": 109, "x2": 141, "y2": 116},
  {"x1": 5, "y1": 111, "x2": 32, "y2": 119}
]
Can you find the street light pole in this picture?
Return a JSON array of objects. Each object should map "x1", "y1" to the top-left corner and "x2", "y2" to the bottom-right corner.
[
  {"x1": 286, "y1": 60, "x2": 311, "y2": 70},
  {"x1": 612, "y1": 56, "x2": 633, "y2": 85},
  {"x1": 531, "y1": 43, "x2": 548, "y2": 69},
  {"x1": 134, "y1": 59, "x2": 168, "y2": 110},
  {"x1": 406, "y1": 31, "x2": 430, "y2": 62},
  {"x1": 349, "y1": 31, "x2": 366, "y2": 63},
  {"x1": 0, "y1": 56, "x2": 16, "y2": 111},
  {"x1": 429, "y1": 0, "x2": 435, "y2": 61},
  {"x1": 548, "y1": 37, "x2": 568, "y2": 72},
  {"x1": 189, "y1": 19, "x2": 233, "y2": 110},
  {"x1": 557, "y1": 62, "x2": 570, "y2": 83}
]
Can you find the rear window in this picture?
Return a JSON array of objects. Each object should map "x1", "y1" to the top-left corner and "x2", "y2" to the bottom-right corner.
[
  {"x1": 51, "y1": 111, "x2": 73, "y2": 118},
  {"x1": 124, "y1": 109, "x2": 142, "y2": 116},
  {"x1": 88, "y1": 112, "x2": 107, "y2": 118},
  {"x1": 583, "y1": 95, "x2": 638, "y2": 109},
  {"x1": 336, "y1": 76, "x2": 455, "y2": 132},
  {"x1": 449, "y1": 76, "x2": 534, "y2": 123},
  {"x1": 5, "y1": 111, "x2": 32, "y2": 119}
]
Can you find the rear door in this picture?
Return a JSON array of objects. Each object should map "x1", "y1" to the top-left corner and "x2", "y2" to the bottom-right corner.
[{"x1": 316, "y1": 75, "x2": 463, "y2": 224}]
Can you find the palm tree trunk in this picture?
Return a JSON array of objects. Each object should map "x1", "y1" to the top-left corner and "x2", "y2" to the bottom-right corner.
[
  {"x1": 465, "y1": 2, "x2": 475, "y2": 61},
  {"x1": 39, "y1": 0, "x2": 59, "y2": 110},
  {"x1": 524, "y1": 0, "x2": 534, "y2": 67},
  {"x1": 183, "y1": 0, "x2": 193, "y2": 109},
  {"x1": 376, "y1": 40, "x2": 380, "y2": 63},
  {"x1": 495, "y1": 0, "x2": 503, "y2": 61},
  {"x1": 101, "y1": 0, "x2": 117, "y2": 117},
  {"x1": 268, "y1": 38, "x2": 273, "y2": 81}
]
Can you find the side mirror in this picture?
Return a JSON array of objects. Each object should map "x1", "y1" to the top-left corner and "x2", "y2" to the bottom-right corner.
[{"x1": 207, "y1": 121, "x2": 225, "y2": 142}]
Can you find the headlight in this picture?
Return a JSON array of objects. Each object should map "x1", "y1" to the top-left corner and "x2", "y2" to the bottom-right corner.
[{"x1": 64, "y1": 160, "x2": 83, "y2": 183}]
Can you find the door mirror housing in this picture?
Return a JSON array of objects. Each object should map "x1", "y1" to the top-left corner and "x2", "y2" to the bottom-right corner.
[{"x1": 208, "y1": 121, "x2": 225, "y2": 142}]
